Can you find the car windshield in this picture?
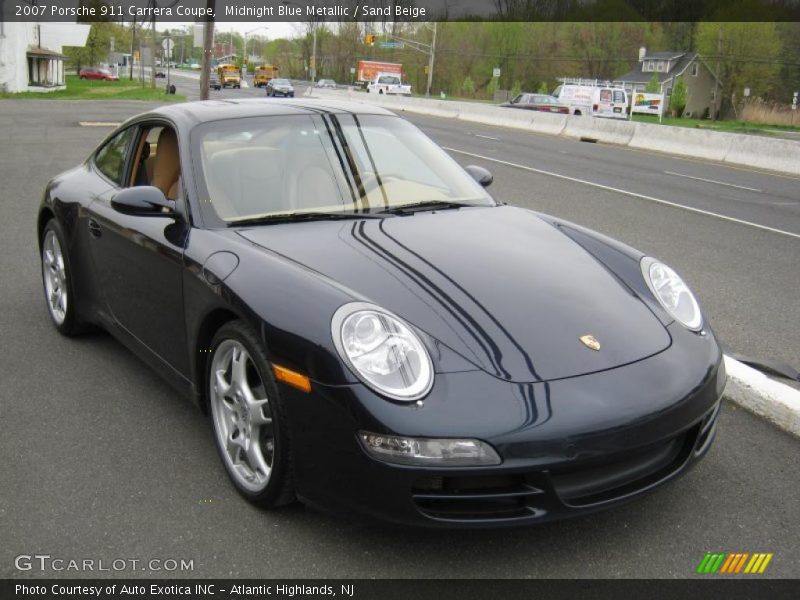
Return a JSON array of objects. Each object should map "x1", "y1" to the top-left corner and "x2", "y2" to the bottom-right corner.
[
  {"x1": 273, "y1": 79, "x2": 290, "y2": 85},
  {"x1": 192, "y1": 114, "x2": 494, "y2": 225}
]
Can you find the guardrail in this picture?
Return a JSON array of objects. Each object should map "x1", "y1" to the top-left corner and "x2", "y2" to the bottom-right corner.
[{"x1": 307, "y1": 88, "x2": 800, "y2": 176}]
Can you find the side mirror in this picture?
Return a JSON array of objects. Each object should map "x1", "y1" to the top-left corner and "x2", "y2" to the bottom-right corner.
[
  {"x1": 464, "y1": 165, "x2": 493, "y2": 188},
  {"x1": 111, "y1": 186, "x2": 176, "y2": 216}
]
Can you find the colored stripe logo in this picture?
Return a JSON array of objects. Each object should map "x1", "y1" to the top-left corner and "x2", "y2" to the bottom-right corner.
[{"x1": 696, "y1": 552, "x2": 773, "y2": 574}]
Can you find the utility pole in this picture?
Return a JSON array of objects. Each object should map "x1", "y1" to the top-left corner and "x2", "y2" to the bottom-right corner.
[
  {"x1": 129, "y1": 19, "x2": 136, "y2": 81},
  {"x1": 426, "y1": 22, "x2": 437, "y2": 97},
  {"x1": 150, "y1": 0, "x2": 156, "y2": 89},
  {"x1": 199, "y1": 0, "x2": 216, "y2": 101},
  {"x1": 712, "y1": 26, "x2": 722, "y2": 121}
]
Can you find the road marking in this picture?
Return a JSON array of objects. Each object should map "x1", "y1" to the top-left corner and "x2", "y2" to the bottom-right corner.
[
  {"x1": 475, "y1": 134, "x2": 500, "y2": 141},
  {"x1": 79, "y1": 122, "x2": 121, "y2": 127},
  {"x1": 663, "y1": 170, "x2": 762, "y2": 192},
  {"x1": 443, "y1": 146, "x2": 800, "y2": 241}
]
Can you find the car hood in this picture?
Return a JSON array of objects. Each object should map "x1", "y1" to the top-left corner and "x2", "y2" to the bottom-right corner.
[{"x1": 238, "y1": 205, "x2": 670, "y2": 382}]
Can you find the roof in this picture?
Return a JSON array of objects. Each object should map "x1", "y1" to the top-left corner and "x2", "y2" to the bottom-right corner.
[
  {"x1": 26, "y1": 47, "x2": 66, "y2": 59},
  {"x1": 643, "y1": 51, "x2": 685, "y2": 60},
  {"x1": 616, "y1": 52, "x2": 698, "y2": 85},
  {"x1": 142, "y1": 98, "x2": 396, "y2": 126}
]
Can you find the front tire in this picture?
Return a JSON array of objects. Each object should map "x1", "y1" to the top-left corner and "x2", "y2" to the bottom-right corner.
[
  {"x1": 208, "y1": 321, "x2": 295, "y2": 507},
  {"x1": 40, "y1": 220, "x2": 82, "y2": 336}
]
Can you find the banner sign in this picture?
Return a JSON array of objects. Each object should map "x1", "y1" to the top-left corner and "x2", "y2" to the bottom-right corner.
[{"x1": 632, "y1": 92, "x2": 665, "y2": 115}]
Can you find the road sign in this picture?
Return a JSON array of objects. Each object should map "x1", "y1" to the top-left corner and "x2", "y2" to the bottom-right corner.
[
  {"x1": 350, "y1": 67, "x2": 356, "y2": 75},
  {"x1": 162, "y1": 38, "x2": 174, "y2": 56},
  {"x1": 492, "y1": 67, "x2": 501, "y2": 78},
  {"x1": 377, "y1": 41, "x2": 404, "y2": 49}
]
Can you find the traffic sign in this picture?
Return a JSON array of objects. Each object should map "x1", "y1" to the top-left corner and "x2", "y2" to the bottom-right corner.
[
  {"x1": 377, "y1": 41, "x2": 404, "y2": 49},
  {"x1": 162, "y1": 38, "x2": 174, "y2": 56},
  {"x1": 492, "y1": 67, "x2": 501, "y2": 78}
]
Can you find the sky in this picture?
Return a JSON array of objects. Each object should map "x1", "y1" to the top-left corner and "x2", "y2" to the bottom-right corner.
[{"x1": 156, "y1": 21, "x2": 303, "y2": 40}]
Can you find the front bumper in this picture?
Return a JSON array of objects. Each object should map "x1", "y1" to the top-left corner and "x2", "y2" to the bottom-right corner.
[{"x1": 279, "y1": 328, "x2": 725, "y2": 528}]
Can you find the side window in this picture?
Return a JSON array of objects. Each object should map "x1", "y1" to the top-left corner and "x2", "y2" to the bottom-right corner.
[{"x1": 94, "y1": 128, "x2": 135, "y2": 185}]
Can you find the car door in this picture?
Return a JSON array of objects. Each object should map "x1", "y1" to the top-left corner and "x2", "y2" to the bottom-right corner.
[{"x1": 85, "y1": 121, "x2": 190, "y2": 376}]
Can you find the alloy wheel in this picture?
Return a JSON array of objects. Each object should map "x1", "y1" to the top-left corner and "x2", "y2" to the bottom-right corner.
[
  {"x1": 209, "y1": 339, "x2": 275, "y2": 492},
  {"x1": 42, "y1": 229, "x2": 67, "y2": 325}
]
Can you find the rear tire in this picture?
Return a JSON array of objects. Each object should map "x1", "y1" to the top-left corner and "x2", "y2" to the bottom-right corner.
[{"x1": 207, "y1": 321, "x2": 296, "y2": 508}]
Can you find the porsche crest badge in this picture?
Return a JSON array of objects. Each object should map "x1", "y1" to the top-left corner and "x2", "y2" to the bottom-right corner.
[{"x1": 580, "y1": 335, "x2": 601, "y2": 351}]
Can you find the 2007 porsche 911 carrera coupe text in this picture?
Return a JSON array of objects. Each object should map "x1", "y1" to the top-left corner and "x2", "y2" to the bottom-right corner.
[{"x1": 37, "y1": 99, "x2": 725, "y2": 527}]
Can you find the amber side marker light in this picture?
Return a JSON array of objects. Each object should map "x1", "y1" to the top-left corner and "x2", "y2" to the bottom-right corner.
[{"x1": 272, "y1": 364, "x2": 312, "y2": 393}]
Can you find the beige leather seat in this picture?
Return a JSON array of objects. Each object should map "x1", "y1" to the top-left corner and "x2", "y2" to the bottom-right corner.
[
  {"x1": 151, "y1": 128, "x2": 181, "y2": 199},
  {"x1": 207, "y1": 147, "x2": 285, "y2": 218}
]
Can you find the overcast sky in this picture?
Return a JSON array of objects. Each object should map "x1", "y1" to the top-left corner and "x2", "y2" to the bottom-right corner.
[{"x1": 156, "y1": 21, "x2": 304, "y2": 40}]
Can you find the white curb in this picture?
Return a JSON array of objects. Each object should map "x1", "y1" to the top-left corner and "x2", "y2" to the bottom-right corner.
[{"x1": 723, "y1": 355, "x2": 800, "y2": 437}]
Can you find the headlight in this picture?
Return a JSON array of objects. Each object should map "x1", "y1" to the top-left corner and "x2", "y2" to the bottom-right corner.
[
  {"x1": 332, "y1": 302, "x2": 434, "y2": 401},
  {"x1": 641, "y1": 257, "x2": 702, "y2": 331}
]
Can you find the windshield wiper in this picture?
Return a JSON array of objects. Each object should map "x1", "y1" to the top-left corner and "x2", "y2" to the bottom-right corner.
[
  {"x1": 378, "y1": 201, "x2": 475, "y2": 215},
  {"x1": 227, "y1": 211, "x2": 387, "y2": 227}
]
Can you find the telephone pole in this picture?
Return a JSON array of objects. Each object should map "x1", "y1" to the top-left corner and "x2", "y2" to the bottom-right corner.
[{"x1": 199, "y1": 0, "x2": 216, "y2": 100}]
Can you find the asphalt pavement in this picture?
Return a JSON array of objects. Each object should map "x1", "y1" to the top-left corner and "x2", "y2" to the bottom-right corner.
[{"x1": 1, "y1": 94, "x2": 799, "y2": 579}]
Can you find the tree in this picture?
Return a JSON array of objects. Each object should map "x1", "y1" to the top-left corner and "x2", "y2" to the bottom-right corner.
[
  {"x1": 537, "y1": 81, "x2": 549, "y2": 93},
  {"x1": 670, "y1": 76, "x2": 687, "y2": 117},
  {"x1": 461, "y1": 76, "x2": 476, "y2": 97},
  {"x1": 695, "y1": 21, "x2": 783, "y2": 117},
  {"x1": 645, "y1": 72, "x2": 660, "y2": 92},
  {"x1": 510, "y1": 80, "x2": 522, "y2": 98}
]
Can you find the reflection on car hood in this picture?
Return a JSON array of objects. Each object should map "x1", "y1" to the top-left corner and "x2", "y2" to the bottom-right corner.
[{"x1": 238, "y1": 206, "x2": 670, "y2": 382}]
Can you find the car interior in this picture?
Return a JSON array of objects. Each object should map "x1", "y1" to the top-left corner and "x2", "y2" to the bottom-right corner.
[
  {"x1": 130, "y1": 125, "x2": 182, "y2": 201},
  {"x1": 200, "y1": 122, "x2": 343, "y2": 220}
]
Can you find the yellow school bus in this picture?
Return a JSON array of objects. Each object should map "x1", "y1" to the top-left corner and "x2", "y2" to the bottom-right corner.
[
  {"x1": 217, "y1": 64, "x2": 241, "y2": 88},
  {"x1": 253, "y1": 64, "x2": 279, "y2": 88}
]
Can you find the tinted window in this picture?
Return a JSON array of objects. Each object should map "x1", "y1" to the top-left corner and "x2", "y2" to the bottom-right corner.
[{"x1": 94, "y1": 127, "x2": 135, "y2": 185}]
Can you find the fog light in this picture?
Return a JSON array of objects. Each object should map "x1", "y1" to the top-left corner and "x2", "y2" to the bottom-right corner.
[{"x1": 358, "y1": 432, "x2": 502, "y2": 466}]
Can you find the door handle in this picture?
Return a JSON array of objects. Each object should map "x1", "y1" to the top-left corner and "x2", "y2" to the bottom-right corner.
[{"x1": 88, "y1": 218, "x2": 102, "y2": 238}]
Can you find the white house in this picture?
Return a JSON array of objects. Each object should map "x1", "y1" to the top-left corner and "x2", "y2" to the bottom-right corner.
[{"x1": 0, "y1": 22, "x2": 90, "y2": 93}]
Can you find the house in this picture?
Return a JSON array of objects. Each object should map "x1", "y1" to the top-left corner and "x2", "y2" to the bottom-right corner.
[
  {"x1": 0, "y1": 22, "x2": 90, "y2": 93},
  {"x1": 616, "y1": 48, "x2": 720, "y2": 118}
]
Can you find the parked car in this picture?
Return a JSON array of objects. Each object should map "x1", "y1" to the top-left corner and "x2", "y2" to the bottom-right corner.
[
  {"x1": 315, "y1": 79, "x2": 337, "y2": 89},
  {"x1": 155, "y1": 71, "x2": 166, "y2": 79},
  {"x1": 266, "y1": 78, "x2": 294, "y2": 97},
  {"x1": 78, "y1": 68, "x2": 119, "y2": 81},
  {"x1": 209, "y1": 73, "x2": 221, "y2": 91},
  {"x1": 37, "y1": 100, "x2": 724, "y2": 527},
  {"x1": 502, "y1": 93, "x2": 569, "y2": 114}
]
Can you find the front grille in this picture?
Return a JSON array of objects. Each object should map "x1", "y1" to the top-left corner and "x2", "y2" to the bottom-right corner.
[
  {"x1": 550, "y1": 427, "x2": 697, "y2": 507},
  {"x1": 412, "y1": 475, "x2": 546, "y2": 522}
]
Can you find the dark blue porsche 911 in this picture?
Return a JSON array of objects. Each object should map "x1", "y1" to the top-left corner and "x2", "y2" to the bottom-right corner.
[{"x1": 37, "y1": 99, "x2": 725, "y2": 527}]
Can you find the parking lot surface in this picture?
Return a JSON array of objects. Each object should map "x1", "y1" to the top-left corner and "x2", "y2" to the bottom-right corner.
[{"x1": 1, "y1": 97, "x2": 798, "y2": 578}]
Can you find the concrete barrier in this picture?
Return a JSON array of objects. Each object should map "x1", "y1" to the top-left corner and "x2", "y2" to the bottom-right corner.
[
  {"x1": 628, "y1": 122, "x2": 736, "y2": 162},
  {"x1": 562, "y1": 114, "x2": 636, "y2": 145},
  {"x1": 723, "y1": 135, "x2": 800, "y2": 175},
  {"x1": 307, "y1": 88, "x2": 800, "y2": 176}
]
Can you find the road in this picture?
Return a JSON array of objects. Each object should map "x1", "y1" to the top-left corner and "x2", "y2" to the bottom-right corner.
[{"x1": 1, "y1": 92, "x2": 799, "y2": 579}]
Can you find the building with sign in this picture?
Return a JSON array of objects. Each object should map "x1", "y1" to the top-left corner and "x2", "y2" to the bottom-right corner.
[
  {"x1": 616, "y1": 48, "x2": 720, "y2": 118},
  {"x1": 0, "y1": 22, "x2": 90, "y2": 93}
]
